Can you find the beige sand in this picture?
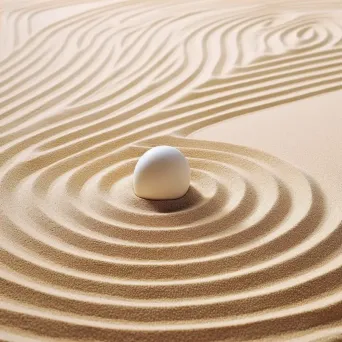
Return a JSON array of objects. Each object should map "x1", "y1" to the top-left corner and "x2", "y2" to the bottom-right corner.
[{"x1": 0, "y1": 0, "x2": 342, "y2": 341}]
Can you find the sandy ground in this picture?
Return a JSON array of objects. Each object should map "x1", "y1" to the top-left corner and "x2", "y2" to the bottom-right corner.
[
  {"x1": 0, "y1": 0, "x2": 342, "y2": 341},
  {"x1": 193, "y1": 90, "x2": 342, "y2": 207}
]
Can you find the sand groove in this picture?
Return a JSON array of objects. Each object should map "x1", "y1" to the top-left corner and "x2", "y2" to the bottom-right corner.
[{"x1": 1, "y1": 0, "x2": 342, "y2": 341}]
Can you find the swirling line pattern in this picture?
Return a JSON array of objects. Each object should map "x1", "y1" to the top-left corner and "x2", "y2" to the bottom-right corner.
[{"x1": 1, "y1": 0, "x2": 342, "y2": 341}]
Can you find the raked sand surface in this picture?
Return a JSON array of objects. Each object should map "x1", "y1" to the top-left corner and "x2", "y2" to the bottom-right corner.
[{"x1": 1, "y1": 0, "x2": 342, "y2": 341}]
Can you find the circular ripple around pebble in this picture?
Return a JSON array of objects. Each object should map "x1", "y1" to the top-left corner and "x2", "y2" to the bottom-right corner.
[{"x1": 2, "y1": 134, "x2": 341, "y2": 342}]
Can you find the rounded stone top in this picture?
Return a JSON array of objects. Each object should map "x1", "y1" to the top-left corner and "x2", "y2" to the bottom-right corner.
[{"x1": 133, "y1": 146, "x2": 190, "y2": 200}]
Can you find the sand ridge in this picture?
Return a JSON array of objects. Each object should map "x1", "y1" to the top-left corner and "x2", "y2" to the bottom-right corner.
[{"x1": 0, "y1": 0, "x2": 342, "y2": 341}]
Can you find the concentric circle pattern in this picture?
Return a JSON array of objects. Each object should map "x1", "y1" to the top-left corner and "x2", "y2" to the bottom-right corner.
[{"x1": 1, "y1": 0, "x2": 342, "y2": 341}]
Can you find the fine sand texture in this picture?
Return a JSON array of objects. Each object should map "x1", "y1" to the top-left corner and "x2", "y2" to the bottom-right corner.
[{"x1": 1, "y1": 0, "x2": 342, "y2": 341}]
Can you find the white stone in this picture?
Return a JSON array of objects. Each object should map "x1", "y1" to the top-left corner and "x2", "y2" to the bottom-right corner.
[{"x1": 133, "y1": 146, "x2": 190, "y2": 200}]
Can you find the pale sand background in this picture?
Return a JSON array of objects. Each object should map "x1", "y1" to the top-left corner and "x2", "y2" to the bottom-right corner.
[
  {"x1": 1, "y1": 1, "x2": 342, "y2": 341},
  {"x1": 193, "y1": 90, "x2": 342, "y2": 207}
]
